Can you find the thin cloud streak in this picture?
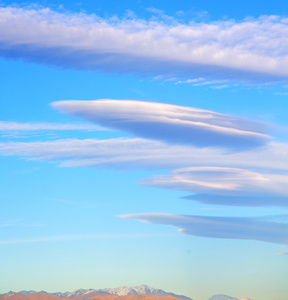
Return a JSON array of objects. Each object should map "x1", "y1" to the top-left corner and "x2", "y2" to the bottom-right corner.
[
  {"x1": 121, "y1": 213, "x2": 288, "y2": 244},
  {"x1": 52, "y1": 100, "x2": 270, "y2": 150},
  {"x1": 0, "y1": 121, "x2": 105, "y2": 131},
  {"x1": 0, "y1": 232, "x2": 173, "y2": 245},
  {"x1": 2, "y1": 7, "x2": 288, "y2": 81},
  {"x1": 0, "y1": 138, "x2": 170, "y2": 161},
  {"x1": 275, "y1": 251, "x2": 288, "y2": 255},
  {"x1": 0, "y1": 139, "x2": 288, "y2": 171}
]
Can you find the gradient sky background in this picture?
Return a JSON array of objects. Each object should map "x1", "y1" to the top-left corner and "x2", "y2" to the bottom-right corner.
[{"x1": 1, "y1": 1, "x2": 288, "y2": 300}]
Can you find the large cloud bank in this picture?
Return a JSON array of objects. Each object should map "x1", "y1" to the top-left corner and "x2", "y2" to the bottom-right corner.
[
  {"x1": 2, "y1": 6, "x2": 288, "y2": 81},
  {"x1": 121, "y1": 213, "x2": 288, "y2": 244},
  {"x1": 52, "y1": 100, "x2": 269, "y2": 150}
]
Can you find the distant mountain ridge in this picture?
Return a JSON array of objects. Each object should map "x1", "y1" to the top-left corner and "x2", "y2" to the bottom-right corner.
[
  {"x1": 208, "y1": 295, "x2": 237, "y2": 300},
  {"x1": 4, "y1": 285, "x2": 191, "y2": 300},
  {"x1": 3, "y1": 285, "x2": 253, "y2": 300},
  {"x1": 208, "y1": 295, "x2": 253, "y2": 300},
  {"x1": 52, "y1": 285, "x2": 192, "y2": 299}
]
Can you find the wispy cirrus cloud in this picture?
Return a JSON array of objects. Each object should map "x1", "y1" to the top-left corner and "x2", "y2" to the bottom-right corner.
[
  {"x1": 143, "y1": 167, "x2": 288, "y2": 206},
  {"x1": 0, "y1": 138, "x2": 166, "y2": 162},
  {"x1": 0, "y1": 232, "x2": 172, "y2": 245},
  {"x1": 175, "y1": 78, "x2": 230, "y2": 89},
  {"x1": 52, "y1": 99, "x2": 270, "y2": 151},
  {"x1": 275, "y1": 251, "x2": 288, "y2": 255},
  {"x1": 0, "y1": 121, "x2": 104, "y2": 131},
  {"x1": 0, "y1": 219, "x2": 45, "y2": 227},
  {"x1": 0, "y1": 139, "x2": 288, "y2": 172},
  {"x1": 121, "y1": 213, "x2": 288, "y2": 245},
  {"x1": 2, "y1": 7, "x2": 288, "y2": 82}
]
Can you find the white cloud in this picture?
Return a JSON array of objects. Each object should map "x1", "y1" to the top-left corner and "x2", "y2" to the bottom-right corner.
[
  {"x1": 0, "y1": 138, "x2": 167, "y2": 161},
  {"x1": 0, "y1": 138, "x2": 288, "y2": 171},
  {"x1": 275, "y1": 92, "x2": 288, "y2": 96},
  {"x1": 0, "y1": 232, "x2": 171, "y2": 245},
  {"x1": 176, "y1": 78, "x2": 205, "y2": 84},
  {"x1": 121, "y1": 213, "x2": 288, "y2": 244},
  {"x1": 192, "y1": 80, "x2": 228, "y2": 87},
  {"x1": 275, "y1": 251, "x2": 288, "y2": 255},
  {"x1": 52, "y1": 99, "x2": 270, "y2": 150},
  {"x1": 0, "y1": 121, "x2": 104, "y2": 131},
  {"x1": 1, "y1": 137, "x2": 288, "y2": 206},
  {"x1": 176, "y1": 78, "x2": 231, "y2": 89},
  {"x1": 210, "y1": 85, "x2": 229, "y2": 89},
  {"x1": 1, "y1": 7, "x2": 288, "y2": 81},
  {"x1": 144, "y1": 167, "x2": 270, "y2": 194},
  {"x1": 143, "y1": 167, "x2": 288, "y2": 206}
]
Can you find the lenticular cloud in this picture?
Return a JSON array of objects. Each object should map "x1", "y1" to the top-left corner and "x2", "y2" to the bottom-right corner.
[
  {"x1": 52, "y1": 99, "x2": 270, "y2": 150},
  {"x1": 121, "y1": 213, "x2": 288, "y2": 244},
  {"x1": 2, "y1": 7, "x2": 288, "y2": 81},
  {"x1": 143, "y1": 167, "x2": 288, "y2": 206}
]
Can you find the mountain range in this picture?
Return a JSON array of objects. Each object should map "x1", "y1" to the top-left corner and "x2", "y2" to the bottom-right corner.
[
  {"x1": 207, "y1": 295, "x2": 252, "y2": 300},
  {"x1": 2, "y1": 285, "x2": 253, "y2": 300}
]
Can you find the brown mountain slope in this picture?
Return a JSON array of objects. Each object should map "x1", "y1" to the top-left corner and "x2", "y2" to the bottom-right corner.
[
  {"x1": 0, "y1": 293, "x2": 71, "y2": 300},
  {"x1": 0, "y1": 294, "x2": 186, "y2": 300}
]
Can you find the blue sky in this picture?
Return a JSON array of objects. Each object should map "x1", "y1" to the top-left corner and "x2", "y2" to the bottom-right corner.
[{"x1": 1, "y1": 1, "x2": 288, "y2": 300}]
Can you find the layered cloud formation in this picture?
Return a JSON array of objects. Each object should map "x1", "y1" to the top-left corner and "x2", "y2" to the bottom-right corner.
[
  {"x1": 1, "y1": 3, "x2": 288, "y2": 256},
  {"x1": 143, "y1": 167, "x2": 288, "y2": 206},
  {"x1": 1, "y1": 98, "x2": 287, "y2": 245},
  {"x1": 52, "y1": 100, "x2": 269, "y2": 150},
  {"x1": 2, "y1": 6, "x2": 288, "y2": 81},
  {"x1": 121, "y1": 213, "x2": 288, "y2": 244},
  {"x1": 0, "y1": 100, "x2": 285, "y2": 204}
]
